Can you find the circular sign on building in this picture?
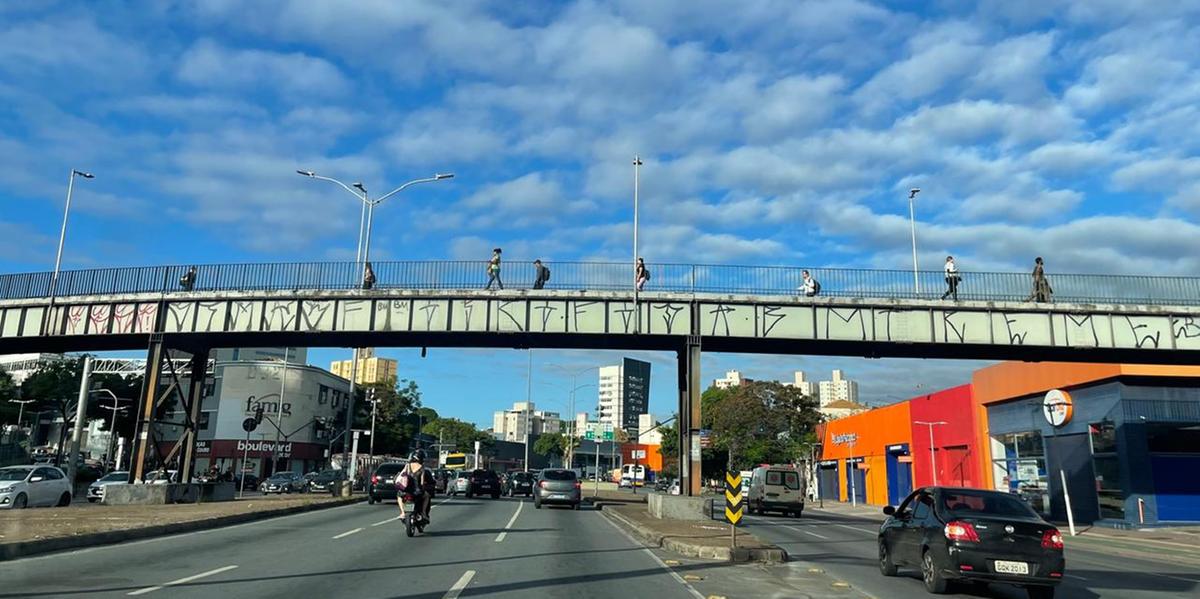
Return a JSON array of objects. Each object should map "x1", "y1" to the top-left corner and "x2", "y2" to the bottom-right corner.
[
  {"x1": 242, "y1": 417, "x2": 259, "y2": 433},
  {"x1": 1042, "y1": 389, "x2": 1074, "y2": 427}
]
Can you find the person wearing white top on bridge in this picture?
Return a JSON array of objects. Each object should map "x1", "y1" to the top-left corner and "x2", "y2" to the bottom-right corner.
[
  {"x1": 799, "y1": 270, "x2": 819, "y2": 297},
  {"x1": 941, "y1": 256, "x2": 959, "y2": 301}
]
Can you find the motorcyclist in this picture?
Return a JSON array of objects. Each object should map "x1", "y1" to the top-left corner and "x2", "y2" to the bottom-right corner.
[{"x1": 396, "y1": 449, "x2": 436, "y2": 527}]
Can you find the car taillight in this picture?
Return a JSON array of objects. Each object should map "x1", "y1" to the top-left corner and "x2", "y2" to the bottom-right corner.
[
  {"x1": 540, "y1": 481, "x2": 548, "y2": 489},
  {"x1": 1041, "y1": 529, "x2": 1064, "y2": 550},
  {"x1": 573, "y1": 481, "x2": 581, "y2": 489},
  {"x1": 371, "y1": 475, "x2": 378, "y2": 483},
  {"x1": 944, "y1": 521, "x2": 980, "y2": 542}
]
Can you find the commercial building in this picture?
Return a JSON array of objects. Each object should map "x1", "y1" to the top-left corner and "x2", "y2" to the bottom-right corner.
[
  {"x1": 597, "y1": 358, "x2": 651, "y2": 436},
  {"x1": 713, "y1": 370, "x2": 752, "y2": 389},
  {"x1": 819, "y1": 362, "x2": 1200, "y2": 527},
  {"x1": 0, "y1": 352, "x2": 68, "y2": 385},
  {"x1": 329, "y1": 348, "x2": 398, "y2": 385},
  {"x1": 491, "y1": 402, "x2": 562, "y2": 442}
]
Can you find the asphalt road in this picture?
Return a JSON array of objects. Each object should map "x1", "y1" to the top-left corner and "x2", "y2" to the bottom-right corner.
[
  {"x1": 743, "y1": 508, "x2": 1200, "y2": 599},
  {"x1": 0, "y1": 495, "x2": 722, "y2": 599}
]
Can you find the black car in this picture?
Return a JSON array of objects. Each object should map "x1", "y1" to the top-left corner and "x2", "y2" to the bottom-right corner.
[
  {"x1": 307, "y1": 469, "x2": 347, "y2": 494},
  {"x1": 503, "y1": 471, "x2": 534, "y2": 497},
  {"x1": 466, "y1": 469, "x2": 500, "y2": 499},
  {"x1": 878, "y1": 487, "x2": 1064, "y2": 598},
  {"x1": 368, "y1": 462, "x2": 406, "y2": 505}
]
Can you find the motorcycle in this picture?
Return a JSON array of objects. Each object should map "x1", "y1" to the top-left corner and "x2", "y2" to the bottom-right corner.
[{"x1": 400, "y1": 494, "x2": 428, "y2": 537}]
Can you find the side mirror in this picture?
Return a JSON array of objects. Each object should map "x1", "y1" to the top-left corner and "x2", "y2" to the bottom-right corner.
[
  {"x1": 29, "y1": 476, "x2": 45, "y2": 483},
  {"x1": 882, "y1": 505, "x2": 896, "y2": 516}
]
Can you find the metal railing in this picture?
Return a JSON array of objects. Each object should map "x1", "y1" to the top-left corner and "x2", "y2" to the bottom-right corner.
[{"x1": 0, "y1": 260, "x2": 1198, "y2": 306}]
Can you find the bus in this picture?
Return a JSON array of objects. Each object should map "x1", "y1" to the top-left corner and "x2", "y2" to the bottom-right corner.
[{"x1": 441, "y1": 452, "x2": 467, "y2": 470}]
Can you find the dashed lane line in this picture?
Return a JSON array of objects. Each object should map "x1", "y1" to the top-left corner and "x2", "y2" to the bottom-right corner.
[
  {"x1": 332, "y1": 527, "x2": 364, "y2": 539},
  {"x1": 127, "y1": 565, "x2": 238, "y2": 596},
  {"x1": 494, "y1": 499, "x2": 525, "y2": 542},
  {"x1": 442, "y1": 570, "x2": 475, "y2": 599}
]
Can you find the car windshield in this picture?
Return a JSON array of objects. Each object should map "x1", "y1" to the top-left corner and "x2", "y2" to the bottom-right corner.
[
  {"x1": 941, "y1": 490, "x2": 1040, "y2": 518},
  {"x1": 269, "y1": 473, "x2": 294, "y2": 481},
  {"x1": 99, "y1": 472, "x2": 128, "y2": 482},
  {"x1": 513, "y1": 473, "x2": 532, "y2": 481},
  {"x1": 542, "y1": 470, "x2": 576, "y2": 481},
  {"x1": 0, "y1": 468, "x2": 32, "y2": 481}
]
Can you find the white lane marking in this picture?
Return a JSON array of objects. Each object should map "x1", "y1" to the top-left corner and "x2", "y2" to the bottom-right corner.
[
  {"x1": 127, "y1": 565, "x2": 238, "y2": 596},
  {"x1": 833, "y1": 523, "x2": 877, "y2": 535},
  {"x1": 332, "y1": 527, "x2": 364, "y2": 539},
  {"x1": 442, "y1": 570, "x2": 475, "y2": 599},
  {"x1": 494, "y1": 499, "x2": 525, "y2": 542},
  {"x1": 372, "y1": 515, "x2": 402, "y2": 527},
  {"x1": 784, "y1": 525, "x2": 829, "y2": 540},
  {"x1": 601, "y1": 513, "x2": 705, "y2": 599},
  {"x1": 1066, "y1": 574, "x2": 1088, "y2": 581}
]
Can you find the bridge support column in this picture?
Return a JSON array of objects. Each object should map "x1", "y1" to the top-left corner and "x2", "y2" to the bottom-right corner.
[
  {"x1": 677, "y1": 336, "x2": 702, "y2": 496},
  {"x1": 179, "y1": 347, "x2": 210, "y2": 483},
  {"x1": 130, "y1": 336, "x2": 165, "y2": 483}
]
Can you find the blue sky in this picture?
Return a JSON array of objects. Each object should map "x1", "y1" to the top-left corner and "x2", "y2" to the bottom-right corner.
[{"x1": 2, "y1": 1, "x2": 1199, "y2": 428}]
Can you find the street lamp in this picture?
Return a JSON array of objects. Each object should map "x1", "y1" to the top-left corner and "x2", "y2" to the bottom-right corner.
[
  {"x1": 8, "y1": 398, "x2": 35, "y2": 432},
  {"x1": 907, "y1": 187, "x2": 921, "y2": 295},
  {"x1": 298, "y1": 168, "x2": 454, "y2": 475},
  {"x1": 914, "y1": 420, "x2": 947, "y2": 486},
  {"x1": 91, "y1": 388, "x2": 129, "y2": 468},
  {"x1": 44, "y1": 169, "x2": 95, "y2": 334},
  {"x1": 633, "y1": 155, "x2": 643, "y2": 332}
]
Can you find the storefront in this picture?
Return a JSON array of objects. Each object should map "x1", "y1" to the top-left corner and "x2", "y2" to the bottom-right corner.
[{"x1": 820, "y1": 401, "x2": 911, "y2": 506}]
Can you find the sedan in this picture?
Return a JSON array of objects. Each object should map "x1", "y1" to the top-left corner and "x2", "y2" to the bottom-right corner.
[
  {"x1": 260, "y1": 471, "x2": 306, "y2": 494},
  {"x1": 534, "y1": 468, "x2": 581, "y2": 510},
  {"x1": 466, "y1": 469, "x2": 500, "y2": 499},
  {"x1": 307, "y1": 470, "x2": 346, "y2": 493},
  {"x1": 0, "y1": 465, "x2": 73, "y2": 509},
  {"x1": 87, "y1": 471, "x2": 129, "y2": 503},
  {"x1": 449, "y1": 471, "x2": 471, "y2": 496},
  {"x1": 878, "y1": 486, "x2": 1064, "y2": 598}
]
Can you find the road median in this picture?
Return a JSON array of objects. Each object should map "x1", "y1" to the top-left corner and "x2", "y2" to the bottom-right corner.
[
  {"x1": 601, "y1": 501, "x2": 786, "y2": 563},
  {"x1": 1, "y1": 494, "x2": 364, "y2": 561}
]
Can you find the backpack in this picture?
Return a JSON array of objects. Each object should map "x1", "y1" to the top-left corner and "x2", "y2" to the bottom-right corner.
[
  {"x1": 812, "y1": 279, "x2": 821, "y2": 294},
  {"x1": 544, "y1": 267, "x2": 550, "y2": 281},
  {"x1": 644, "y1": 269, "x2": 651, "y2": 281}
]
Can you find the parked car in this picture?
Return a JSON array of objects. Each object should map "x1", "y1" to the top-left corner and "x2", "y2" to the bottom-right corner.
[
  {"x1": 504, "y1": 471, "x2": 534, "y2": 497},
  {"x1": 368, "y1": 462, "x2": 406, "y2": 505},
  {"x1": 747, "y1": 465, "x2": 806, "y2": 517},
  {"x1": 233, "y1": 473, "x2": 259, "y2": 491},
  {"x1": 534, "y1": 468, "x2": 581, "y2": 510},
  {"x1": 87, "y1": 470, "x2": 129, "y2": 503},
  {"x1": 0, "y1": 465, "x2": 73, "y2": 509},
  {"x1": 467, "y1": 469, "x2": 500, "y2": 499},
  {"x1": 878, "y1": 487, "x2": 1064, "y2": 598},
  {"x1": 143, "y1": 469, "x2": 179, "y2": 484},
  {"x1": 260, "y1": 471, "x2": 306, "y2": 494},
  {"x1": 306, "y1": 470, "x2": 346, "y2": 493},
  {"x1": 449, "y1": 470, "x2": 471, "y2": 496}
]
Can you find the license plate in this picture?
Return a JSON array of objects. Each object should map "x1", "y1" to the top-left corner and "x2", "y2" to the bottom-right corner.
[
  {"x1": 994, "y1": 561, "x2": 1029, "y2": 575},
  {"x1": 550, "y1": 494, "x2": 567, "y2": 499}
]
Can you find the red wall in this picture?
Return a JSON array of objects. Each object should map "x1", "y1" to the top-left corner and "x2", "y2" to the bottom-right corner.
[{"x1": 908, "y1": 384, "x2": 982, "y2": 489}]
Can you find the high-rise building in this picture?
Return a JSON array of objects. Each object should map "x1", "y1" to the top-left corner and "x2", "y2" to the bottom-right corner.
[
  {"x1": 818, "y1": 369, "x2": 860, "y2": 407},
  {"x1": 597, "y1": 358, "x2": 651, "y2": 435},
  {"x1": 329, "y1": 348, "x2": 398, "y2": 385},
  {"x1": 713, "y1": 370, "x2": 752, "y2": 389},
  {"x1": 492, "y1": 402, "x2": 562, "y2": 442},
  {"x1": 638, "y1": 413, "x2": 663, "y2": 445},
  {"x1": 785, "y1": 371, "x2": 817, "y2": 398}
]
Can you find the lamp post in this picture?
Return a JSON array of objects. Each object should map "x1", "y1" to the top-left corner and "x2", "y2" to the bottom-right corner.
[
  {"x1": 632, "y1": 155, "x2": 643, "y2": 332},
  {"x1": 298, "y1": 169, "x2": 453, "y2": 475},
  {"x1": 271, "y1": 351, "x2": 289, "y2": 476},
  {"x1": 44, "y1": 169, "x2": 94, "y2": 335},
  {"x1": 91, "y1": 388, "x2": 129, "y2": 468},
  {"x1": 9, "y1": 398, "x2": 35, "y2": 432},
  {"x1": 914, "y1": 420, "x2": 947, "y2": 486},
  {"x1": 907, "y1": 187, "x2": 921, "y2": 295}
]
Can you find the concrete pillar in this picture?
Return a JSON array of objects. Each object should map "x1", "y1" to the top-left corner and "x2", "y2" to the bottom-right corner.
[
  {"x1": 130, "y1": 337, "x2": 165, "y2": 483},
  {"x1": 677, "y1": 337, "x2": 702, "y2": 496},
  {"x1": 180, "y1": 349, "x2": 210, "y2": 483}
]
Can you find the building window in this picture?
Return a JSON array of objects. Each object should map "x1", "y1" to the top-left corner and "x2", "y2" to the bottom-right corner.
[
  {"x1": 992, "y1": 431, "x2": 1049, "y2": 515},
  {"x1": 1089, "y1": 421, "x2": 1123, "y2": 520}
]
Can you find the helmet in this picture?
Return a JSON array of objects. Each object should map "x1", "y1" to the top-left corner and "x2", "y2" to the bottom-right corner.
[{"x1": 409, "y1": 449, "x2": 427, "y2": 464}]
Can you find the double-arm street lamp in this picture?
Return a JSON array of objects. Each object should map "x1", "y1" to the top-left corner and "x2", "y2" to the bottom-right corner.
[
  {"x1": 90, "y1": 388, "x2": 130, "y2": 467},
  {"x1": 297, "y1": 169, "x2": 454, "y2": 480}
]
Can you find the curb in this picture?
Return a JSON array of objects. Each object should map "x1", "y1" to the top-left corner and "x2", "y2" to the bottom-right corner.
[
  {"x1": 603, "y1": 506, "x2": 787, "y2": 564},
  {"x1": 1, "y1": 496, "x2": 365, "y2": 561}
]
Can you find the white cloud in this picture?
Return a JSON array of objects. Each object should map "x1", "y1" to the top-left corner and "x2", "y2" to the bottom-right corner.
[{"x1": 177, "y1": 39, "x2": 350, "y2": 98}]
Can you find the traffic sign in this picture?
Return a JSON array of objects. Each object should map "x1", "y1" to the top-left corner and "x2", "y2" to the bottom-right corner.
[
  {"x1": 585, "y1": 431, "x2": 595, "y2": 440},
  {"x1": 724, "y1": 471, "x2": 744, "y2": 525},
  {"x1": 242, "y1": 417, "x2": 258, "y2": 433}
]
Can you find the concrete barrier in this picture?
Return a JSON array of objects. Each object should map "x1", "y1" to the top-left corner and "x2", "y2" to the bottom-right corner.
[
  {"x1": 647, "y1": 492, "x2": 712, "y2": 521},
  {"x1": 103, "y1": 482, "x2": 235, "y2": 505}
]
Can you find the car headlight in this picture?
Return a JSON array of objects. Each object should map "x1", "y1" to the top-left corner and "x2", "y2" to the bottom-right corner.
[{"x1": 0, "y1": 486, "x2": 12, "y2": 493}]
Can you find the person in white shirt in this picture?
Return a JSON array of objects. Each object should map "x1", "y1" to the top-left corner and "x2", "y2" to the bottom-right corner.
[
  {"x1": 941, "y1": 256, "x2": 959, "y2": 301},
  {"x1": 800, "y1": 270, "x2": 819, "y2": 297}
]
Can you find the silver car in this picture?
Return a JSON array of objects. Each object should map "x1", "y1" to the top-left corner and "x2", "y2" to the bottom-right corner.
[
  {"x1": 260, "y1": 471, "x2": 306, "y2": 494},
  {"x1": 87, "y1": 471, "x2": 129, "y2": 502},
  {"x1": 533, "y1": 468, "x2": 581, "y2": 510},
  {"x1": 0, "y1": 465, "x2": 73, "y2": 509},
  {"x1": 450, "y1": 471, "x2": 471, "y2": 495}
]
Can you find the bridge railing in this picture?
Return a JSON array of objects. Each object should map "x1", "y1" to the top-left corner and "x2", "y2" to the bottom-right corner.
[{"x1": 1, "y1": 261, "x2": 1199, "y2": 306}]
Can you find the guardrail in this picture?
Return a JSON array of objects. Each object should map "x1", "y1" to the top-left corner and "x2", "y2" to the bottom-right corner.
[{"x1": 1, "y1": 260, "x2": 1198, "y2": 306}]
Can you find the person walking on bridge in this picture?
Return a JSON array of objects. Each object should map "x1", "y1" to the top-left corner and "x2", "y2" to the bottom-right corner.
[
  {"x1": 1027, "y1": 256, "x2": 1053, "y2": 302},
  {"x1": 485, "y1": 248, "x2": 504, "y2": 290},
  {"x1": 941, "y1": 256, "x2": 960, "y2": 301},
  {"x1": 635, "y1": 258, "x2": 649, "y2": 291},
  {"x1": 532, "y1": 259, "x2": 550, "y2": 289}
]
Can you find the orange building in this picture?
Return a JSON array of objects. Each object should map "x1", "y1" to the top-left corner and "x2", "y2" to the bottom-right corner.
[{"x1": 819, "y1": 401, "x2": 912, "y2": 506}]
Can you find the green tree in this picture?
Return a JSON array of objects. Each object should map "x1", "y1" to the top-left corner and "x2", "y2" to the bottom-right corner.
[
  {"x1": 360, "y1": 378, "x2": 423, "y2": 455},
  {"x1": 656, "y1": 415, "x2": 679, "y2": 478},
  {"x1": 423, "y1": 417, "x2": 492, "y2": 454},
  {"x1": 705, "y1": 381, "x2": 821, "y2": 471},
  {"x1": 534, "y1": 432, "x2": 565, "y2": 465},
  {"x1": 0, "y1": 368, "x2": 17, "y2": 425}
]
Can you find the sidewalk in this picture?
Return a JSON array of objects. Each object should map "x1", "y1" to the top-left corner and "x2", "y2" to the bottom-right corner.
[
  {"x1": 1, "y1": 493, "x2": 363, "y2": 560},
  {"x1": 600, "y1": 502, "x2": 786, "y2": 563}
]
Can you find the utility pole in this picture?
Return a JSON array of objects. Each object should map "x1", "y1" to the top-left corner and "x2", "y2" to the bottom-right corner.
[
  {"x1": 272, "y1": 350, "x2": 288, "y2": 476},
  {"x1": 915, "y1": 421, "x2": 947, "y2": 485},
  {"x1": 524, "y1": 350, "x2": 532, "y2": 472},
  {"x1": 66, "y1": 357, "x2": 93, "y2": 491},
  {"x1": 368, "y1": 388, "x2": 378, "y2": 460},
  {"x1": 848, "y1": 436, "x2": 858, "y2": 507},
  {"x1": 9, "y1": 398, "x2": 35, "y2": 432},
  {"x1": 633, "y1": 154, "x2": 643, "y2": 333},
  {"x1": 908, "y1": 188, "x2": 921, "y2": 295}
]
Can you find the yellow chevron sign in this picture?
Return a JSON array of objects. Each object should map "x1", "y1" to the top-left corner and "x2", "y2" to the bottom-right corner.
[{"x1": 724, "y1": 470, "x2": 744, "y2": 525}]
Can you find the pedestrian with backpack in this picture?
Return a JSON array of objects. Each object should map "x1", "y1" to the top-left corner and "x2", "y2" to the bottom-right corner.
[
  {"x1": 532, "y1": 259, "x2": 550, "y2": 289},
  {"x1": 635, "y1": 258, "x2": 649, "y2": 291},
  {"x1": 395, "y1": 449, "x2": 436, "y2": 529},
  {"x1": 941, "y1": 256, "x2": 959, "y2": 301},
  {"x1": 485, "y1": 248, "x2": 503, "y2": 290},
  {"x1": 800, "y1": 270, "x2": 820, "y2": 297}
]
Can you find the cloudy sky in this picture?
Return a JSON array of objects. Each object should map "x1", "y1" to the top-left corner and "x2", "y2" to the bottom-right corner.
[{"x1": 2, "y1": 1, "x2": 1197, "y2": 426}]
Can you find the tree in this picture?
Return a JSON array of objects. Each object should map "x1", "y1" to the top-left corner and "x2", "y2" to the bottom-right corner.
[
  {"x1": 0, "y1": 368, "x2": 17, "y2": 425},
  {"x1": 705, "y1": 381, "x2": 821, "y2": 471},
  {"x1": 423, "y1": 417, "x2": 492, "y2": 454},
  {"x1": 534, "y1": 432, "x2": 565, "y2": 465},
  {"x1": 359, "y1": 377, "x2": 423, "y2": 455},
  {"x1": 656, "y1": 415, "x2": 679, "y2": 478}
]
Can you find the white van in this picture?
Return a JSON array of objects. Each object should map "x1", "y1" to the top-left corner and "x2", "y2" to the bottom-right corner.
[{"x1": 748, "y1": 465, "x2": 806, "y2": 517}]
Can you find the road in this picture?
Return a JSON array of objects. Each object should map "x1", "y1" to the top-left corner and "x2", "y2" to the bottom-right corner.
[
  {"x1": 0, "y1": 495, "x2": 792, "y2": 599},
  {"x1": 743, "y1": 508, "x2": 1200, "y2": 599}
]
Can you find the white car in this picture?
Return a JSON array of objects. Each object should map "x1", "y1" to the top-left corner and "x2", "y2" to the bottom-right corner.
[
  {"x1": 87, "y1": 471, "x2": 130, "y2": 502},
  {"x1": 143, "y1": 470, "x2": 179, "y2": 484},
  {"x1": 0, "y1": 465, "x2": 73, "y2": 509}
]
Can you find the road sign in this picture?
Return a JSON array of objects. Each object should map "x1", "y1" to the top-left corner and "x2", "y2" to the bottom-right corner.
[
  {"x1": 585, "y1": 431, "x2": 595, "y2": 440},
  {"x1": 242, "y1": 417, "x2": 258, "y2": 433},
  {"x1": 724, "y1": 471, "x2": 744, "y2": 525},
  {"x1": 699, "y1": 429, "x2": 712, "y2": 449},
  {"x1": 602, "y1": 430, "x2": 613, "y2": 441}
]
